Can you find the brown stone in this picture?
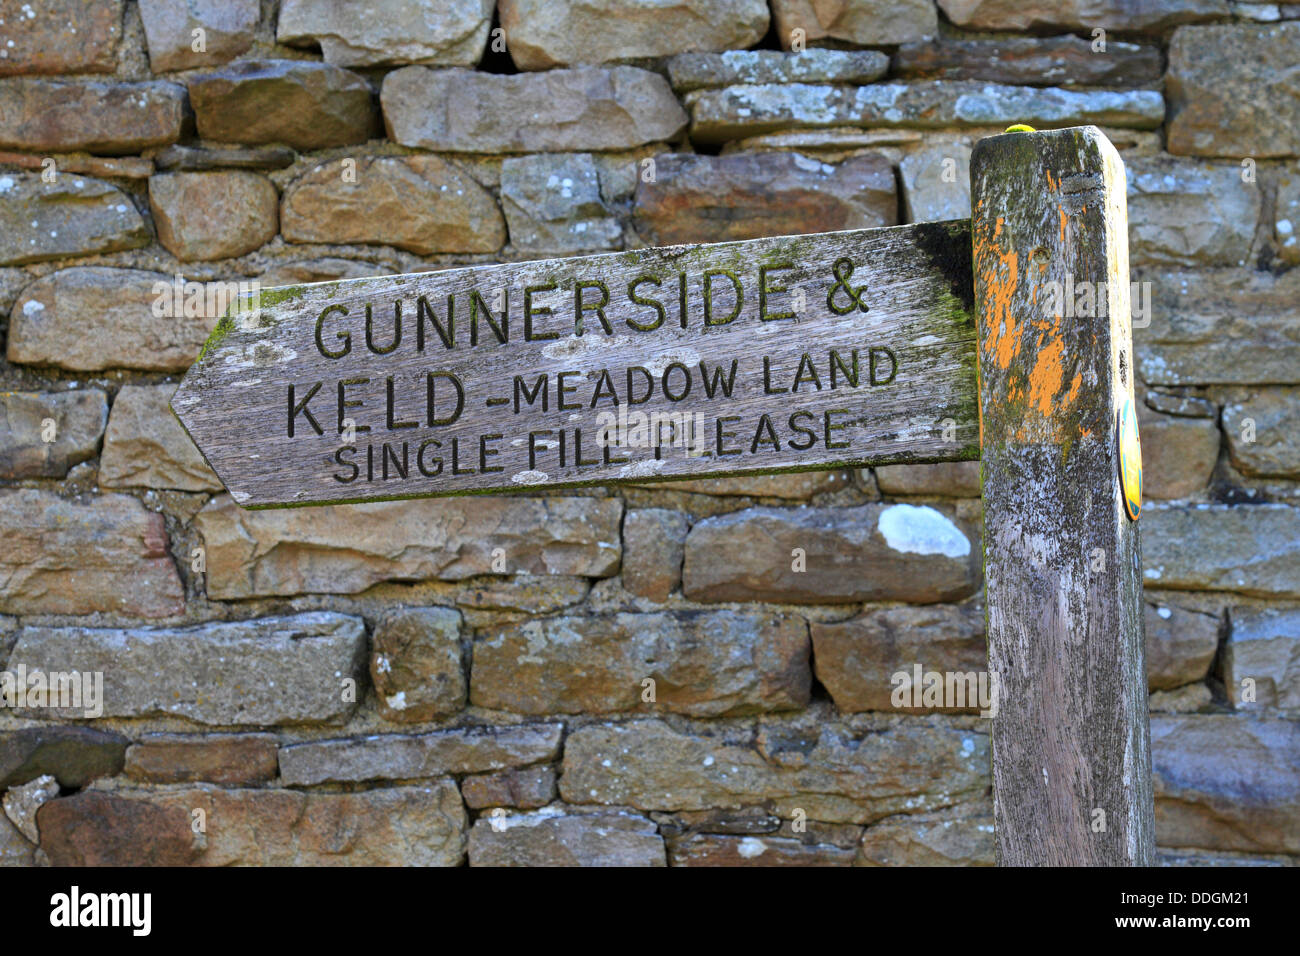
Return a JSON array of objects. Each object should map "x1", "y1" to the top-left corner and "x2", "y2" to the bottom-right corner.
[
  {"x1": 196, "y1": 493, "x2": 622, "y2": 599},
  {"x1": 279, "y1": 723, "x2": 564, "y2": 786},
  {"x1": 1144, "y1": 599, "x2": 1220, "y2": 691},
  {"x1": 0, "y1": 78, "x2": 185, "y2": 154},
  {"x1": 149, "y1": 171, "x2": 279, "y2": 262},
  {"x1": 634, "y1": 472, "x2": 849, "y2": 499},
  {"x1": 461, "y1": 766, "x2": 557, "y2": 809},
  {"x1": 811, "y1": 604, "x2": 987, "y2": 714},
  {"x1": 1144, "y1": 504, "x2": 1300, "y2": 598},
  {"x1": 124, "y1": 734, "x2": 278, "y2": 785},
  {"x1": 621, "y1": 508, "x2": 688, "y2": 602},
  {"x1": 682, "y1": 504, "x2": 980, "y2": 605},
  {"x1": 7, "y1": 267, "x2": 215, "y2": 372},
  {"x1": 857, "y1": 807, "x2": 994, "y2": 866},
  {"x1": 0, "y1": 389, "x2": 106, "y2": 479},
  {"x1": 1152, "y1": 716, "x2": 1300, "y2": 854},
  {"x1": 382, "y1": 65, "x2": 687, "y2": 153},
  {"x1": 499, "y1": 0, "x2": 769, "y2": 70},
  {"x1": 0, "y1": 726, "x2": 128, "y2": 789},
  {"x1": 1167, "y1": 24, "x2": 1300, "y2": 159},
  {"x1": 139, "y1": 0, "x2": 258, "y2": 72},
  {"x1": 1135, "y1": 268, "x2": 1300, "y2": 387},
  {"x1": 0, "y1": 815, "x2": 33, "y2": 867},
  {"x1": 154, "y1": 144, "x2": 297, "y2": 172},
  {"x1": 0, "y1": 489, "x2": 183, "y2": 617},
  {"x1": 894, "y1": 36, "x2": 1162, "y2": 87},
  {"x1": 936, "y1": 0, "x2": 1227, "y2": 33},
  {"x1": 633, "y1": 151, "x2": 895, "y2": 246},
  {"x1": 454, "y1": 576, "x2": 590, "y2": 614},
  {"x1": 281, "y1": 155, "x2": 504, "y2": 254},
  {"x1": 278, "y1": 0, "x2": 494, "y2": 67},
  {"x1": 0, "y1": 0, "x2": 121, "y2": 75},
  {"x1": 186, "y1": 60, "x2": 378, "y2": 150},
  {"x1": 1137, "y1": 402, "x2": 1220, "y2": 499},
  {"x1": 370, "y1": 606, "x2": 466, "y2": 722},
  {"x1": 559, "y1": 717, "x2": 989, "y2": 824},
  {"x1": 874, "y1": 462, "x2": 981, "y2": 497},
  {"x1": 99, "y1": 384, "x2": 222, "y2": 491},
  {"x1": 468, "y1": 807, "x2": 665, "y2": 866},
  {"x1": 668, "y1": 832, "x2": 856, "y2": 866},
  {"x1": 0, "y1": 174, "x2": 148, "y2": 267},
  {"x1": 1223, "y1": 388, "x2": 1300, "y2": 479},
  {"x1": 772, "y1": 0, "x2": 937, "y2": 47},
  {"x1": 1225, "y1": 607, "x2": 1300, "y2": 709},
  {"x1": 471, "y1": 610, "x2": 811, "y2": 717},
  {"x1": 257, "y1": 257, "x2": 391, "y2": 285},
  {"x1": 39, "y1": 784, "x2": 466, "y2": 866}
]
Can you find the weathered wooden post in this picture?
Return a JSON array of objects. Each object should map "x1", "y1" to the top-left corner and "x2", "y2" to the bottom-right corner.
[{"x1": 970, "y1": 126, "x2": 1155, "y2": 865}]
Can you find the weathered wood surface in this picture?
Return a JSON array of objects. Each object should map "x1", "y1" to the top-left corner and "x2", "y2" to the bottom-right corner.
[
  {"x1": 972, "y1": 126, "x2": 1154, "y2": 865},
  {"x1": 173, "y1": 222, "x2": 978, "y2": 507}
]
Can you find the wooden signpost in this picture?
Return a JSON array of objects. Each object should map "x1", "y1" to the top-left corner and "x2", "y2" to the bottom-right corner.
[{"x1": 174, "y1": 126, "x2": 1155, "y2": 866}]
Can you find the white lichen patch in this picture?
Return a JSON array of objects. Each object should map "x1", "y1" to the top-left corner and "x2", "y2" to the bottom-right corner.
[{"x1": 877, "y1": 504, "x2": 970, "y2": 558}]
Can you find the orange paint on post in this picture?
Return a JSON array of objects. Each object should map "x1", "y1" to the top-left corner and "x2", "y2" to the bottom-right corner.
[{"x1": 1026, "y1": 330, "x2": 1066, "y2": 418}]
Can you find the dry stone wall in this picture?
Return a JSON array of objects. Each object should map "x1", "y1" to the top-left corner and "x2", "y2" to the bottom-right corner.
[{"x1": 1, "y1": 0, "x2": 1298, "y2": 867}]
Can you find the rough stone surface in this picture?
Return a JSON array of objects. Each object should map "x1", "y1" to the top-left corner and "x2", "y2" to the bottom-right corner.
[
  {"x1": 0, "y1": 726, "x2": 129, "y2": 789},
  {"x1": 0, "y1": 815, "x2": 33, "y2": 867},
  {"x1": 1226, "y1": 607, "x2": 1300, "y2": 709},
  {"x1": 139, "y1": 0, "x2": 259, "y2": 72},
  {"x1": 560, "y1": 718, "x2": 989, "y2": 824},
  {"x1": 894, "y1": 36, "x2": 1162, "y2": 88},
  {"x1": 370, "y1": 606, "x2": 466, "y2": 722},
  {"x1": 1137, "y1": 402, "x2": 1220, "y2": 499},
  {"x1": 635, "y1": 471, "x2": 848, "y2": 499},
  {"x1": 874, "y1": 461, "x2": 981, "y2": 498},
  {"x1": 0, "y1": 389, "x2": 107, "y2": 479},
  {"x1": 1151, "y1": 716, "x2": 1300, "y2": 854},
  {"x1": 186, "y1": 60, "x2": 378, "y2": 150},
  {"x1": 857, "y1": 808, "x2": 994, "y2": 866},
  {"x1": 38, "y1": 784, "x2": 467, "y2": 866},
  {"x1": 468, "y1": 807, "x2": 666, "y2": 866},
  {"x1": 622, "y1": 508, "x2": 689, "y2": 602},
  {"x1": 1277, "y1": 166, "x2": 1300, "y2": 265},
  {"x1": 2, "y1": 775, "x2": 58, "y2": 844},
  {"x1": 1127, "y1": 158, "x2": 1259, "y2": 268},
  {"x1": 149, "y1": 171, "x2": 279, "y2": 262},
  {"x1": 196, "y1": 494, "x2": 622, "y2": 599},
  {"x1": 99, "y1": 384, "x2": 222, "y2": 491},
  {"x1": 668, "y1": 832, "x2": 856, "y2": 866},
  {"x1": 1145, "y1": 600, "x2": 1220, "y2": 691},
  {"x1": 154, "y1": 144, "x2": 297, "y2": 172},
  {"x1": 500, "y1": 152, "x2": 620, "y2": 253},
  {"x1": 0, "y1": 78, "x2": 184, "y2": 154},
  {"x1": 281, "y1": 154, "x2": 505, "y2": 254},
  {"x1": 279, "y1": 723, "x2": 564, "y2": 786},
  {"x1": 772, "y1": 0, "x2": 937, "y2": 47},
  {"x1": 900, "y1": 143, "x2": 972, "y2": 223},
  {"x1": 683, "y1": 505, "x2": 980, "y2": 604},
  {"x1": 500, "y1": 0, "x2": 769, "y2": 70},
  {"x1": 1223, "y1": 388, "x2": 1300, "y2": 479},
  {"x1": 0, "y1": 0, "x2": 121, "y2": 75},
  {"x1": 7, "y1": 267, "x2": 216, "y2": 372},
  {"x1": 0, "y1": 174, "x2": 148, "y2": 266},
  {"x1": 461, "y1": 766, "x2": 557, "y2": 809},
  {"x1": 1144, "y1": 504, "x2": 1300, "y2": 598},
  {"x1": 687, "y1": 82, "x2": 1165, "y2": 144},
  {"x1": 936, "y1": 0, "x2": 1228, "y2": 33},
  {"x1": 382, "y1": 66, "x2": 687, "y2": 153},
  {"x1": 0, "y1": 489, "x2": 184, "y2": 617},
  {"x1": 667, "y1": 49, "x2": 888, "y2": 92},
  {"x1": 124, "y1": 734, "x2": 279, "y2": 785},
  {"x1": 471, "y1": 610, "x2": 811, "y2": 716},
  {"x1": 810, "y1": 604, "x2": 987, "y2": 713},
  {"x1": 633, "y1": 151, "x2": 895, "y2": 245},
  {"x1": 1167, "y1": 24, "x2": 1300, "y2": 158},
  {"x1": 1135, "y1": 268, "x2": 1300, "y2": 387},
  {"x1": 278, "y1": 0, "x2": 493, "y2": 67},
  {"x1": 7, "y1": 612, "x2": 367, "y2": 725}
]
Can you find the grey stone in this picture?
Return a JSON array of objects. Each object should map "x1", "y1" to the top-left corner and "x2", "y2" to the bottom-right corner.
[
  {"x1": 2, "y1": 775, "x2": 58, "y2": 844},
  {"x1": 621, "y1": 508, "x2": 689, "y2": 602},
  {"x1": 0, "y1": 726, "x2": 129, "y2": 789},
  {"x1": 1223, "y1": 388, "x2": 1300, "y2": 478},
  {"x1": 894, "y1": 35, "x2": 1163, "y2": 87},
  {"x1": 1145, "y1": 600, "x2": 1220, "y2": 691},
  {"x1": 468, "y1": 807, "x2": 666, "y2": 866},
  {"x1": 900, "y1": 143, "x2": 972, "y2": 223},
  {"x1": 667, "y1": 49, "x2": 888, "y2": 93},
  {"x1": 1127, "y1": 158, "x2": 1260, "y2": 268},
  {"x1": 1226, "y1": 607, "x2": 1300, "y2": 708},
  {"x1": 1144, "y1": 504, "x2": 1300, "y2": 598},
  {"x1": 99, "y1": 384, "x2": 222, "y2": 492},
  {"x1": 772, "y1": 0, "x2": 937, "y2": 46},
  {"x1": 139, "y1": 0, "x2": 258, "y2": 72},
  {"x1": 0, "y1": 389, "x2": 107, "y2": 479},
  {"x1": 370, "y1": 606, "x2": 466, "y2": 722},
  {"x1": 500, "y1": 153, "x2": 621, "y2": 254},
  {"x1": 6, "y1": 612, "x2": 367, "y2": 725},
  {"x1": 278, "y1": 0, "x2": 494, "y2": 67},
  {"x1": 0, "y1": 174, "x2": 148, "y2": 266},
  {"x1": 937, "y1": 0, "x2": 1228, "y2": 33}
]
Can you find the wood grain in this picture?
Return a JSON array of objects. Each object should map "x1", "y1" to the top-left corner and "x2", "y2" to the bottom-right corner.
[
  {"x1": 172, "y1": 222, "x2": 978, "y2": 507},
  {"x1": 972, "y1": 125, "x2": 1155, "y2": 865}
]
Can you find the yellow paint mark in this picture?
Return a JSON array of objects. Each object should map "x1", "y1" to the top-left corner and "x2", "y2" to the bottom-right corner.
[
  {"x1": 1058, "y1": 205, "x2": 1068, "y2": 243},
  {"x1": 994, "y1": 216, "x2": 1003, "y2": 238},
  {"x1": 1026, "y1": 328, "x2": 1066, "y2": 418}
]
